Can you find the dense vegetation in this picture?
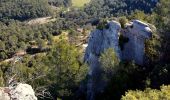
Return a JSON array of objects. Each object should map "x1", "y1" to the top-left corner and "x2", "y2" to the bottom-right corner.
[
  {"x1": 122, "y1": 85, "x2": 170, "y2": 100},
  {"x1": 48, "y1": 0, "x2": 71, "y2": 7},
  {"x1": 0, "y1": 0, "x2": 53, "y2": 21},
  {"x1": 0, "y1": 40, "x2": 88, "y2": 99},
  {"x1": 0, "y1": 0, "x2": 170, "y2": 100},
  {"x1": 84, "y1": 0, "x2": 157, "y2": 18},
  {"x1": 0, "y1": 19, "x2": 61, "y2": 60}
]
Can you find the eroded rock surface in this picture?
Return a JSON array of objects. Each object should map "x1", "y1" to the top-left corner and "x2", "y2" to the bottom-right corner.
[
  {"x1": 0, "y1": 88, "x2": 10, "y2": 100},
  {"x1": 0, "y1": 83, "x2": 37, "y2": 100},
  {"x1": 84, "y1": 20, "x2": 153, "y2": 100},
  {"x1": 84, "y1": 20, "x2": 121, "y2": 100},
  {"x1": 84, "y1": 20, "x2": 121, "y2": 75},
  {"x1": 122, "y1": 20, "x2": 153, "y2": 65}
]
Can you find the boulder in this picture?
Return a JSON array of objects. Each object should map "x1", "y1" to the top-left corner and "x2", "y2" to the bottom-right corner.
[{"x1": 0, "y1": 83, "x2": 37, "y2": 100}]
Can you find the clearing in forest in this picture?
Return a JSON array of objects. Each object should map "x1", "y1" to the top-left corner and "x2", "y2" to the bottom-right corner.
[{"x1": 72, "y1": 0, "x2": 90, "y2": 7}]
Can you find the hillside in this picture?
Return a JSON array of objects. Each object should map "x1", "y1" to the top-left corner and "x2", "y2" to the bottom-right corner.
[
  {"x1": 0, "y1": 0, "x2": 170, "y2": 100},
  {"x1": 0, "y1": 0, "x2": 53, "y2": 21},
  {"x1": 84, "y1": 0, "x2": 158, "y2": 17}
]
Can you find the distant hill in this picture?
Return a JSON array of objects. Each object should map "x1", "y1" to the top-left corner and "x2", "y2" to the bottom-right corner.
[
  {"x1": 84, "y1": 0, "x2": 158, "y2": 17},
  {"x1": 0, "y1": 0, "x2": 53, "y2": 21}
]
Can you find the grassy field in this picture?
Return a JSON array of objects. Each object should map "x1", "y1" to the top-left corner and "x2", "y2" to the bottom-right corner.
[{"x1": 72, "y1": 0, "x2": 91, "y2": 7}]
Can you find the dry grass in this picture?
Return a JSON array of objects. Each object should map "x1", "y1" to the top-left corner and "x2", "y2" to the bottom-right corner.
[{"x1": 72, "y1": 0, "x2": 90, "y2": 7}]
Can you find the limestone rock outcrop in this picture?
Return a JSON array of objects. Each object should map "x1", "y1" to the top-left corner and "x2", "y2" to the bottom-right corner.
[
  {"x1": 84, "y1": 19, "x2": 153, "y2": 100},
  {"x1": 84, "y1": 20, "x2": 121, "y2": 75},
  {"x1": 84, "y1": 20, "x2": 121, "y2": 100},
  {"x1": 0, "y1": 83, "x2": 37, "y2": 100},
  {"x1": 85, "y1": 20, "x2": 153, "y2": 66},
  {"x1": 122, "y1": 20, "x2": 153, "y2": 65}
]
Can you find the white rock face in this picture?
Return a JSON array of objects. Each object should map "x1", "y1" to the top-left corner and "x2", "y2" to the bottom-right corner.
[
  {"x1": 84, "y1": 20, "x2": 121, "y2": 75},
  {"x1": 84, "y1": 20, "x2": 153, "y2": 100},
  {"x1": 0, "y1": 83, "x2": 37, "y2": 100},
  {"x1": 84, "y1": 20, "x2": 121, "y2": 100},
  {"x1": 10, "y1": 83, "x2": 37, "y2": 100},
  {"x1": 0, "y1": 88, "x2": 10, "y2": 100},
  {"x1": 122, "y1": 20, "x2": 152, "y2": 65}
]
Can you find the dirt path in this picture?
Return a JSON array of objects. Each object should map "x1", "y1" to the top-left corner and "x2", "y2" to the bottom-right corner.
[{"x1": 27, "y1": 17, "x2": 56, "y2": 25}]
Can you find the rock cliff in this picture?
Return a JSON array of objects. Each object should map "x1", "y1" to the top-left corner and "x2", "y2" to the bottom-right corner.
[
  {"x1": 84, "y1": 20, "x2": 121, "y2": 100},
  {"x1": 84, "y1": 19, "x2": 153, "y2": 100},
  {"x1": 122, "y1": 20, "x2": 152, "y2": 65}
]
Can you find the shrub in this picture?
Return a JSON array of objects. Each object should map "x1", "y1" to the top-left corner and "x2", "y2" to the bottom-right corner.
[
  {"x1": 96, "y1": 19, "x2": 109, "y2": 30},
  {"x1": 119, "y1": 17, "x2": 128, "y2": 28}
]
